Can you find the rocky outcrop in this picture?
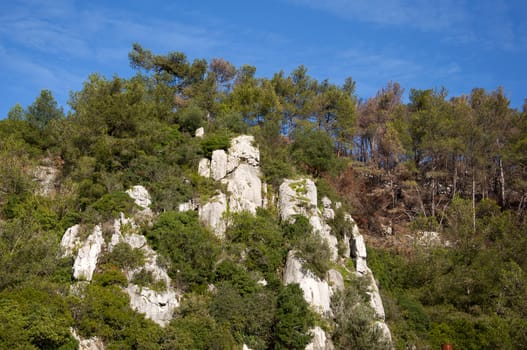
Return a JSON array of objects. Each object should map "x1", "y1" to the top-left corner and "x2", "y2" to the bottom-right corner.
[
  {"x1": 306, "y1": 327, "x2": 334, "y2": 350},
  {"x1": 198, "y1": 158, "x2": 211, "y2": 178},
  {"x1": 346, "y1": 214, "x2": 391, "y2": 343},
  {"x1": 283, "y1": 251, "x2": 333, "y2": 315},
  {"x1": 61, "y1": 186, "x2": 180, "y2": 327},
  {"x1": 125, "y1": 285, "x2": 178, "y2": 327},
  {"x1": 279, "y1": 178, "x2": 392, "y2": 349},
  {"x1": 211, "y1": 149, "x2": 228, "y2": 181},
  {"x1": 60, "y1": 224, "x2": 104, "y2": 281},
  {"x1": 198, "y1": 192, "x2": 228, "y2": 238},
  {"x1": 192, "y1": 135, "x2": 264, "y2": 237},
  {"x1": 71, "y1": 328, "x2": 105, "y2": 350},
  {"x1": 279, "y1": 179, "x2": 318, "y2": 221},
  {"x1": 33, "y1": 164, "x2": 60, "y2": 196},
  {"x1": 279, "y1": 179, "x2": 339, "y2": 261},
  {"x1": 126, "y1": 185, "x2": 152, "y2": 209}
]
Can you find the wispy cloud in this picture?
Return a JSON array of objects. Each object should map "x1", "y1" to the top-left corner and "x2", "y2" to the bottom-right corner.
[
  {"x1": 288, "y1": 0, "x2": 524, "y2": 51},
  {"x1": 288, "y1": 0, "x2": 465, "y2": 31}
]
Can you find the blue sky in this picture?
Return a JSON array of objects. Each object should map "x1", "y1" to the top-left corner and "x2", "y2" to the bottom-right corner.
[{"x1": 1, "y1": 0, "x2": 526, "y2": 118}]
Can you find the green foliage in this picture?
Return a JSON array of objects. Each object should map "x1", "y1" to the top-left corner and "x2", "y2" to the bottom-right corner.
[
  {"x1": 73, "y1": 284, "x2": 163, "y2": 348},
  {"x1": 282, "y1": 216, "x2": 332, "y2": 278},
  {"x1": 101, "y1": 242, "x2": 145, "y2": 270},
  {"x1": 200, "y1": 131, "x2": 231, "y2": 158},
  {"x1": 177, "y1": 104, "x2": 206, "y2": 132},
  {"x1": 84, "y1": 191, "x2": 138, "y2": 223},
  {"x1": 210, "y1": 283, "x2": 276, "y2": 349},
  {"x1": 146, "y1": 211, "x2": 220, "y2": 291},
  {"x1": 0, "y1": 283, "x2": 76, "y2": 350},
  {"x1": 331, "y1": 287, "x2": 391, "y2": 350},
  {"x1": 226, "y1": 209, "x2": 286, "y2": 277},
  {"x1": 291, "y1": 127, "x2": 340, "y2": 177},
  {"x1": 26, "y1": 89, "x2": 65, "y2": 131},
  {"x1": 272, "y1": 283, "x2": 315, "y2": 349}
]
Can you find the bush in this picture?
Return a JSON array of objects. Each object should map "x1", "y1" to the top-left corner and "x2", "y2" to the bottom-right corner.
[
  {"x1": 200, "y1": 132, "x2": 231, "y2": 158},
  {"x1": 146, "y1": 211, "x2": 220, "y2": 291},
  {"x1": 84, "y1": 191, "x2": 138, "y2": 223},
  {"x1": 272, "y1": 284, "x2": 314, "y2": 349}
]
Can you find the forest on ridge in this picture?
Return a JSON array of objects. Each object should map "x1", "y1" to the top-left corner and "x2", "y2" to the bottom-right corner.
[{"x1": 1, "y1": 44, "x2": 527, "y2": 349}]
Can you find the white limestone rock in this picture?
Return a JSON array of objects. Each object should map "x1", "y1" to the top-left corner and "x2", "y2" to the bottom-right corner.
[
  {"x1": 195, "y1": 127, "x2": 205, "y2": 138},
  {"x1": 279, "y1": 179, "x2": 318, "y2": 221},
  {"x1": 228, "y1": 135, "x2": 259, "y2": 167},
  {"x1": 73, "y1": 225, "x2": 104, "y2": 281},
  {"x1": 309, "y1": 215, "x2": 339, "y2": 261},
  {"x1": 224, "y1": 164, "x2": 263, "y2": 214},
  {"x1": 178, "y1": 200, "x2": 197, "y2": 212},
  {"x1": 375, "y1": 321, "x2": 393, "y2": 345},
  {"x1": 327, "y1": 269, "x2": 345, "y2": 294},
  {"x1": 199, "y1": 192, "x2": 228, "y2": 238},
  {"x1": 306, "y1": 326, "x2": 334, "y2": 350},
  {"x1": 198, "y1": 158, "x2": 211, "y2": 178},
  {"x1": 364, "y1": 267, "x2": 386, "y2": 320},
  {"x1": 283, "y1": 251, "x2": 332, "y2": 315},
  {"x1": 71, "y1": 328, "x2": 105, "y2": 350},
  {"x1": 321, "y1": 196, "x2": 335, "y2": 220},
  {"x1": 125, "y1": 285, "x2": 178, "y2": 327},
  {"x1": 60, "y1": 224, "x2": 82, "y2": 257},
  {"x1": 126, "y1": 185, "x2": 152, "y2": 210},
  {"x1": 211, "y1": 149, "x2": 228, "y2": 180}
]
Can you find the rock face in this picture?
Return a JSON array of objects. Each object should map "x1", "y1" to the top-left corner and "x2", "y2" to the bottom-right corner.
[
  {"x1": 71, "y1": 328, "x2": 105, "y2": 350},
  {"x1": 279, "y1": 179, "x2": 339, "y2": 261},
  {"x1": 193, "y1": 135, "x2": 264, "y2": 237},
  {"x1": 283, "y1": 251, "x2": 332, "y2": 315},
  {"x1": 60, "y1": 224, "x2": 104, "y2": 281},
  {"x1": 61, "y1": 186, "x2": 179, "y2": 328},
  {"x1": 198, "y1": 192, "x2": 228, "y2": 238},
  {"x1": 125, "y1": 185, "x2": 152, "y2": 210},
  {"x1": 306, "y1": 326, "x2": 334, "y2": 350},
  {"x1": 33, "y1": 164, "x2": 60, "y2": 196},
  {"x1": 279, "y1": 178, "x2": 392, "y2": 349}
]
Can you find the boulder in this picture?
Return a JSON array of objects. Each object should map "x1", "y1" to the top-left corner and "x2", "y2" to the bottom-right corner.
[
  {"x1": 125, "y1": 185, "x2": 152, "y2": 210},
  {"x1": 125, "y1": 285, "x2": 178, "y2": 327},
  {"x1": 321, "y1": 196, "x2": 335, "y2": 220},
  {"x1": 195, "y1": 127, "x2": 205, "y2": 138},
  {"x1": 228, "y1": 135, "x2": 259, "y2": 167}
]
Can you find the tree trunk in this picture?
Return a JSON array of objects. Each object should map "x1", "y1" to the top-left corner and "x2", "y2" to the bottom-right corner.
[
  {"x1": 499, "y1": 157, "x2": 506, "y2": 207},
  {"x1": 472, "y1": 172, "x2": 476, "y2": 233}
]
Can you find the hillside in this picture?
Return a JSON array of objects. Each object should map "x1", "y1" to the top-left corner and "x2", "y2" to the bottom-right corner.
[{"x1": 1, "y1": 45, "x2": 527, "y2": 349}]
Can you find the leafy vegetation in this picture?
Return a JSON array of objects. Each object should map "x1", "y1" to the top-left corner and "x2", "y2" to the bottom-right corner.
[{"x1": 1, "y1": 43, "x2": 527, "y2": 349}]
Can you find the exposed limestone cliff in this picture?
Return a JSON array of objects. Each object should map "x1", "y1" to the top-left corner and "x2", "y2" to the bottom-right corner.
[
  {"x1": 190, "y1": 135, "x2": 264, "y2": 237},
  {"x1": 60, "y1": 186, "x2": 180, "y2": 329},
  {"x1": 279, "y1": 177, "x2": 392, "y2": 349}
]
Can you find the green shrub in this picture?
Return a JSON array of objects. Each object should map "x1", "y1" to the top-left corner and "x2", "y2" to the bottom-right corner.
[
  {"x1": 146, "y1": 211, "x2": 220, "y2": 291},
  {"x1": 101, "y1": 242, "x2": 145, "y2": 270},
  {"x1": 200, "y1": 132, "x2": 231, "y2": 158},
  {"x1": 84, "y1": 191, "x2": 138, "y2": 223}
]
